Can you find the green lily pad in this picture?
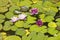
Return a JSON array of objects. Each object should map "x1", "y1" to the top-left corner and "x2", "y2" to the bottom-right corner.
[
  {"x1": 0, "y1": 19, "x2": 4, "y2": 23},
  {"x1": 3, "y1": 25, "x2": 11, "y2": 31},
  {"x1": 30, "y1": 25, "x2": 41, "y2": 32},
  {"x1": 27, "y1": 16, "x2": 36, "y2": 23},
  {"x1": 56, "y1": 22, "x2": 60, "y2": 26},
  {"x1": 24, "y1": 22, "x2": 31, "y2": 28},
  {"x1": 0, "y1": 0, "x2": 9, "y2": 6},
  {"x1": 44, "y1": 16, "x2": 54, "y2": 22},
  {"x1": 4, "y1": 21, "x2": 13, "y2": 26},
  {"x1": 0, "y1": 24, "x2": 2, "y2": 30},
  {"x1": 15, "y1": 21, "x2": 24, "y2": 27},
  {"x1": 4, "y1": 36, "x2": 21, "y2": 40},
  {"x1": 48, "y1": 27, "x2": 58, "y2": 35},
  {"x1": 0, "y1": 14, "x2": 5, "y2": 19},
  {"x1": 16, "y1": 28, "x2": 26, "y2": 36},
  {"x1": 5, "y1": 12, "x2": 14, "y2": 19},
  {"x1": 56, "y1": 18, "x2": 60, "y2": 22},
  {"x1": 39, "y1": 14, "x2": 46, "y2": 19},
  {"x1": 0, "y1": 7, "x2": 8, "y2": 13},
  {"x1": 17, "y1": 0, "x2": 32, "y2": 7},
  {"x1": 9, "y1": 5, "x2": 20, "y2": 12},
  {"x1": 11, "y1": 25, "x2": 18, "y2": 31},
  {"x1": 48, "y1": 22, "x2": 57, "y2": 28}
]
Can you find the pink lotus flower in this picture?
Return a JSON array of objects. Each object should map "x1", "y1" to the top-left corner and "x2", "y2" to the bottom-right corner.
[
  {"x1": 10, "y1": 16, "x2": 18, "y2": 22},
  {"x1": 30, "y1": 8, "x2": 38, "y2": 15},
  {"x1": 36, "y1": 19, "x2": 43, "y2": 26},
  {"x1": 18, "y1": 14, "x2": 27, "y2": 20}
]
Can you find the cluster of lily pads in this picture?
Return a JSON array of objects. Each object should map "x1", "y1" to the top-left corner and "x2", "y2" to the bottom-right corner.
[{"x1": 0, "y1": 0, "x2": 60, "y2": 40}]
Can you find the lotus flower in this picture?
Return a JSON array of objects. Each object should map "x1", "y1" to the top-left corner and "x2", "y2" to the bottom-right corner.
[
  {"x1": 36, "y1": 19, "x2": 43, "y2": 26},
  {"x1": 30, "y1": 8, "x2": 38, "y2": 15},
  {"x1": 18, "y1": 14, "x2": 27, "y2": 20},
  {"x1": 10, "y1": 16, "x2": 18, "y2": 22}
]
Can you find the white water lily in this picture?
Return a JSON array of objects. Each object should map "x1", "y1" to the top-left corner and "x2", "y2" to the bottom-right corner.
[
  {"x1": 18, "y1": 14, "x2": 27, "y2": 20},
  {"x1": 10, "y1": 16, "x2": 18, "y2": 22}
]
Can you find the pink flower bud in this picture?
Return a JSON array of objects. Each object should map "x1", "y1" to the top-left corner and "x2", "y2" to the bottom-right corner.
[
  {"x1": 30, "y1": 8, "x2": 38, "y2": 15},
  {"x1": 36, "y1": 19, "x2": 43, "y2": 26}
]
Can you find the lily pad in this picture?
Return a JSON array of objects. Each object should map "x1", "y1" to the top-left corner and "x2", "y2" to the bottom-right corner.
[{"x1": 4, "y1": 36, "x2": 21, "y2": 40}]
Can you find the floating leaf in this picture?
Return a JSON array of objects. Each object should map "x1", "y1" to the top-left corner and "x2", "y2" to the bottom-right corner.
[
  {"x1": 43, "y1": 1, "x2": 56, "y2": 7},
  {"x1": 16, "y1": 29, "x2": 26, "y2": 36},
  {"x1": 31, "y1": 1, "x2": 42, "y2": 11},
  {"x1": 4, "y1": 21, "x2": 13, "y2": 26},
  {"x1": 24, "y1": 22, "x2": 31, "y2": 28},
  {"x1": 41, "y1": 29, "x2": 47, "y2": 33},
  {"x1": 48, "y1": 22, "x2": 57, "y2": 28},
  {"x1": 56, "y1": 18, "x2": 60, "y2": 22},
  {"x1": 48, "y1": 27, "x2": 58, "y2": 35},
  {"x1": 56, "y1": 2, "x2": 60, "y2": 7},
  {"x1": 30, "y1": 25, "x2": 41, "y2": 32},
  {"x1": 0, "y1": 24, "x2": 2, "y2": 30},
  {"x1": 22, "y1": 35, "x2": 31, "y2": 40},
  {"x1": 37, "y1": 26, "x2": 47, "y2": 33},
  {"x1": 0, "y1": 19, "x2": 4, "y2": 23},
  {"x1": 45, "y1": 7, "x2": 58, "y2": 16},
  {"x1": 47, "y1": 37, "x2": 54, "y2": 40},
  {"x1": 32, "y1": 0, "x2": 39, "y2": 3},
  {"x1": 3, "y1": 25, "x2": 11, "y2": 31},
  {"x1": 0, "y1": 14, "x2": 5, "y2": 19},
  {"x1": 56, "y1": 22, "x2": 60, "y2": 26},
  {"x1": 9, "y1": 5, "x2": 20, "y2": 12},
  {"x1": 39, "y1": 14, "x2": 46, "y2": 19},
  {"x1": 15, "y1": 21, "x2": 24, "y2": 27},
  {"x1": 37, "y1": 32, "x2": 48, "y2": 40},
  {"x1": 4, "y1": 35, "x2": 21, "y2": 40},
  {"x1": 22, "y1": 35, "x2": 28, "y2": 40},
  {"x1": 0, "y1": 0, "x2": 9, "y2": 6},
  {"x1": 0, "y1": 32, "x2": 7, "y2": 40},
  {"x1": 10, "y1": 0, "x2": 19, "y2": 5},
  {"x1": 44, "y1": 16, "x2": 54, "y2": 22},
  {"x1": 5, "y1": 12, "x2": 14, "y2": 19},
  {"x1": 17, "y1": 0, "x2": 32, "y2": 7},
  {"x1": 0, "y1": 7, "x2": 8, "y2": 13},
  {"x1": 27, "y1": 16, "x2": 36, "y2": 23},
  {"x1": 11, "y1": 25, "x2": 18, "y2": 31}
]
